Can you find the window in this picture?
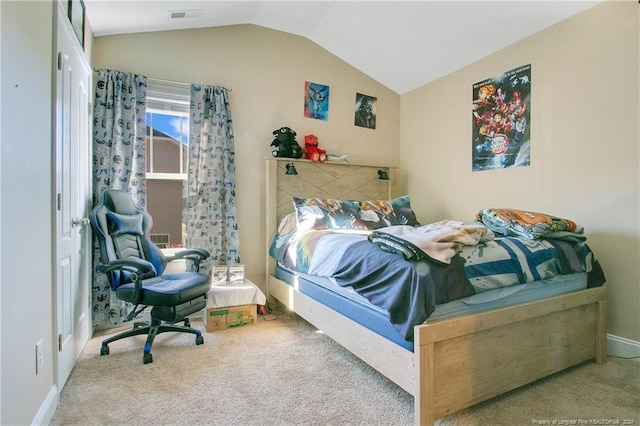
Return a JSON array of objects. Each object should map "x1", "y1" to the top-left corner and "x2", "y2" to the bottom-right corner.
[{"x1": 145, "y1": 81, "x2": 190, "y2": 247}]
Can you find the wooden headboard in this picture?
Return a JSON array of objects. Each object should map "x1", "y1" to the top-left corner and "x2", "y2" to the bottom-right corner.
[{"x1": 265, "y1": 158, "x2": 397, "y2": 288}]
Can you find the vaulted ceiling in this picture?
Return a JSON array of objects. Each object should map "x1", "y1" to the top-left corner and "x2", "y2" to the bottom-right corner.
[{"x1": 84, "y1": 1, "x2": 600, "y2": 94}]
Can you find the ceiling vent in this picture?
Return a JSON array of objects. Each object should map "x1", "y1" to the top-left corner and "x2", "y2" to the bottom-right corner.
[{"x1": 169, "y1": 9, "x2": 204, "y2": 19}]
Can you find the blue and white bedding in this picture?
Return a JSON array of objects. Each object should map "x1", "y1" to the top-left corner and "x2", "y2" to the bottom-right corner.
[{"x1": 269, "y1": 225, "x2": 605, "y2": 342}]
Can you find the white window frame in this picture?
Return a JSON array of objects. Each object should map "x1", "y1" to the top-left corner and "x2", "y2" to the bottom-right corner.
[{"x1": 146, "y1": 80, "x2": 190, "y2": 179}]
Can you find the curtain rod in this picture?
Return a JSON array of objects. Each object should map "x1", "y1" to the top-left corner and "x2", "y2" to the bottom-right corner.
[{"x1": 92, "y1": 68, "x2": 232, "y2": 92}]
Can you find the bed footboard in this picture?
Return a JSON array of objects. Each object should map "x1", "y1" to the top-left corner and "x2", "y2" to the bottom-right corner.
[{"x1": 414, "y1": 285, "x2": 607, "y2": 425}]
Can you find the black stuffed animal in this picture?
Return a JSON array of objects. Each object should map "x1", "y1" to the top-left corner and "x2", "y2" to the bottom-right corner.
[{"x1": 271, "y1": 127, "x2": 303, "y2": 158}]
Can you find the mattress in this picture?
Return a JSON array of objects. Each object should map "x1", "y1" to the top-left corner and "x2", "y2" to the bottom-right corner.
[{"x1": 274, "y1": 264, "x2": 588, "y2": 352}]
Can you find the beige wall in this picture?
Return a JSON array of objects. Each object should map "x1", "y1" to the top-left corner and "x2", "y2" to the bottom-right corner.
[
  {"x1": 401, "y1": 1, "x2": 639, "y2": 341},
  {"x1": 92, "y1": 24, "x2": 400, "y2": 289}
]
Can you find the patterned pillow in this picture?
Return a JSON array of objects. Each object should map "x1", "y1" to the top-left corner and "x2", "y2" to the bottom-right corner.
[
  {"x1": 292, "y1": 197, "x2": 366, "y2": 231},
  {"x1": 360, "y1": 195, "x2": 420, "y2": 229}
]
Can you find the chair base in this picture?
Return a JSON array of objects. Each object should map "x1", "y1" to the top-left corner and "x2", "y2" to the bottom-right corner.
[{"x1": 100, "y1": 317, "x2": 204, "y2": 364}]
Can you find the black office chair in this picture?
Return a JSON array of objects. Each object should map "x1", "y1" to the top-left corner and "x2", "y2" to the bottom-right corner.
[{"x1": 91, "y1": 189, "x2": 211, "y2": 364}]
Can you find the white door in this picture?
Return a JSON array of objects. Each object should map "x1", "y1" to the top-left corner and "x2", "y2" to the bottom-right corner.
[{"x1": 55, "y1": 6, "x2": 92, "y2": 391}]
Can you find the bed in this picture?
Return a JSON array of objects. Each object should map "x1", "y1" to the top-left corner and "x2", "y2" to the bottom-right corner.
[{"x1": 264, "y1": 158, "x2": 607, "y2": 425}]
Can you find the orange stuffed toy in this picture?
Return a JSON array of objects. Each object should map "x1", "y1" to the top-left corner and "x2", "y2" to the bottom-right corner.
[{"x1": 303, "y1": 134, "x2": 326, "y2": 162}]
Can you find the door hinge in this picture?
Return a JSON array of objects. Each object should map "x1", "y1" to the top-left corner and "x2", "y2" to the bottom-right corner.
[
  {"x1": 57, "y1": 193, "x2": 62, "y2": 211},
  {"x1": 57, "y1": 52, "x2": 63, "y2": 70},
  {"x1": 58, "y1": 334, "x2": 63, "y2": 352}
]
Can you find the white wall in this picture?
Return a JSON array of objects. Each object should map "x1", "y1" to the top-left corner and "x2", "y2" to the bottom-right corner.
[{"x1": 0, "y1": 1, "x2": 56, "y2": 424}]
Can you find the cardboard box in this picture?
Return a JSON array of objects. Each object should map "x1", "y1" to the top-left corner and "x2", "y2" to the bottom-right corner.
[{"x1": 205, "y1": 304, "x2": 256, "y2": 332}]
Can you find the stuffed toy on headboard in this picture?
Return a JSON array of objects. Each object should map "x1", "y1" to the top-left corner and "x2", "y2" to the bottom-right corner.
[
  {"x1": 271, "y1": 127, "x2": 303, "y2": 159},
  {"x1": 303, "y1": 134, "x2": 326, "y2": 162}
]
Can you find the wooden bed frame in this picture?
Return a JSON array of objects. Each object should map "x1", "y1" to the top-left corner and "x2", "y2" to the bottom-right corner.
[{"x1": 264, "y1": 158, "x2": 607, "y2": 425}]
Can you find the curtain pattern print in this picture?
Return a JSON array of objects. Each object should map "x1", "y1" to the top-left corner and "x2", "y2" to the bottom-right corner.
[
  {"x1": 186, "y1": 85, "x2": 240, "y2": 275},
  {"x1": 92, "y1": 69, "x2": 147, "y2": 328}
]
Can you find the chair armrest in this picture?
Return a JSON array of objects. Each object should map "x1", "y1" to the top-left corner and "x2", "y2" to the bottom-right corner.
[
  {"x1": 165, "y1": 248, "x2": 210, "y2": 262},
  {"x1": 165, "y1": 248, "x2": 210, "y2": 272},
  {"x1": 96, "y1": 258, "x2": 157, "y2": 306},
  {"x1": 96, "y1": 258, "x2": 157, "y2": 278}
]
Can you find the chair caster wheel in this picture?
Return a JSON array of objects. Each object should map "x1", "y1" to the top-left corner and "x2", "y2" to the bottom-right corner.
[
  {"x1": 100, "y1": 345, "x2": 109, "y2": 356},
  {"x1": 143, "y1": 353, "x2": 153, "y2": 364},
  {"x1": 184, "y1": 318, "x2": 191, "y2": 327},
  {"x1": 195, "y1": 335, "x2": 204, "y2": 345}
]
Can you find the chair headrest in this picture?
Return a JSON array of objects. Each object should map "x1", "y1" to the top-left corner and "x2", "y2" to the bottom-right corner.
[
  {"x1": 102, "y1": 190, "x2": 139, "y2": 215},
  {"x1": 107, "y1": 211, "x2": 144, "y2": 236}
]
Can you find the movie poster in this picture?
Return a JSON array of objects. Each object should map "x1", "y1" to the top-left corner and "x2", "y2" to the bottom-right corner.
[
  {"x1": 472, "y1": 64, "x2": 531, "y2": 172},
  {"x1": 304, "y1": 81, "x2": 329, "y2": 121},
  {"x1": 354, "y1": 93, "x2": 377, "y2": 129}
]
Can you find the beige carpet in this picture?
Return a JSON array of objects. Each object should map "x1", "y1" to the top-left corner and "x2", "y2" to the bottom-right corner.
[{"x1": 51, "y1": 311, "x2": 639, "y2": 425}]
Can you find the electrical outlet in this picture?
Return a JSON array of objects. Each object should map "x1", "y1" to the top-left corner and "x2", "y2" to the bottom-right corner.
[{"x1": 35, "y1": 339, "x2": 44, "y2": 374}]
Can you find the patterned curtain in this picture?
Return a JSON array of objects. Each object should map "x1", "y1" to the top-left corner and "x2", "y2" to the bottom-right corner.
[
  {"x1": 186, "y1": 85, "x2": 240, "y2": 275},
  {"x1": 92, "y1": 69, "x2": 147, "y2": 328}
]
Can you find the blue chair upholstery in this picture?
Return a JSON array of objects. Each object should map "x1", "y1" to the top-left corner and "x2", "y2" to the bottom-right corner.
[{"x1": 91, "y1": 189, "x2": 211, "y2": 364}]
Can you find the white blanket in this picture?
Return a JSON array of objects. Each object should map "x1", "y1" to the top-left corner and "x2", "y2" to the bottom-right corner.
[{"x1": 375, "y1": 220, "x2": 494, "y2": 264}]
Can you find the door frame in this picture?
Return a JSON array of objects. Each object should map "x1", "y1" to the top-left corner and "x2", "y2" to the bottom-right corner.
[{"x1": 53, "y1": 0, "x2": 92, "y2": 394}]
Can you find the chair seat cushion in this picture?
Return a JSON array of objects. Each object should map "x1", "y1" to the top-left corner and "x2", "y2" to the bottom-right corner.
[{"x1": 116, "y1": 272, "x2": 211, "y2": 307}]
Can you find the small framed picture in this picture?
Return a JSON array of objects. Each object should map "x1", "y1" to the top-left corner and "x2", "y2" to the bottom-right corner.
[
  {"x1": 304, "y1": 81, "x2": 329, "y2": 121},
  {"x1": 211, "y1": 266, "x2": 228, "y2": 284},
  {"x1": 68, "y1": 0, "x2": 85, "y2": 49},
  {"x1": 228, "y1": 265, "x2": 245, "y2": 282},
  {"x1": 354, "y1": 93, "x2": 377, "y2": 129}
]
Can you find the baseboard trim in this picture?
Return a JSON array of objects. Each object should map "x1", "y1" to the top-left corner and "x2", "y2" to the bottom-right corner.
[
  {"x1": 32, "y1": 385, "x2": 58, "y2": 425},
  {"x1": 607, "y1": 334, "x2": 640, "y2": 362}
]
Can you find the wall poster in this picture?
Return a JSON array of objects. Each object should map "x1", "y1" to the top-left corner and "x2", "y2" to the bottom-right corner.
[
  {"x1": 354, "y1": 93, "x2": 377, "y2": 129},
  {"x1": 472, "y1": 64, "x2": 531, "y2": 172},
  {"x1": 304, "y1": 81, "x2": 329, "y2": 121}
]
